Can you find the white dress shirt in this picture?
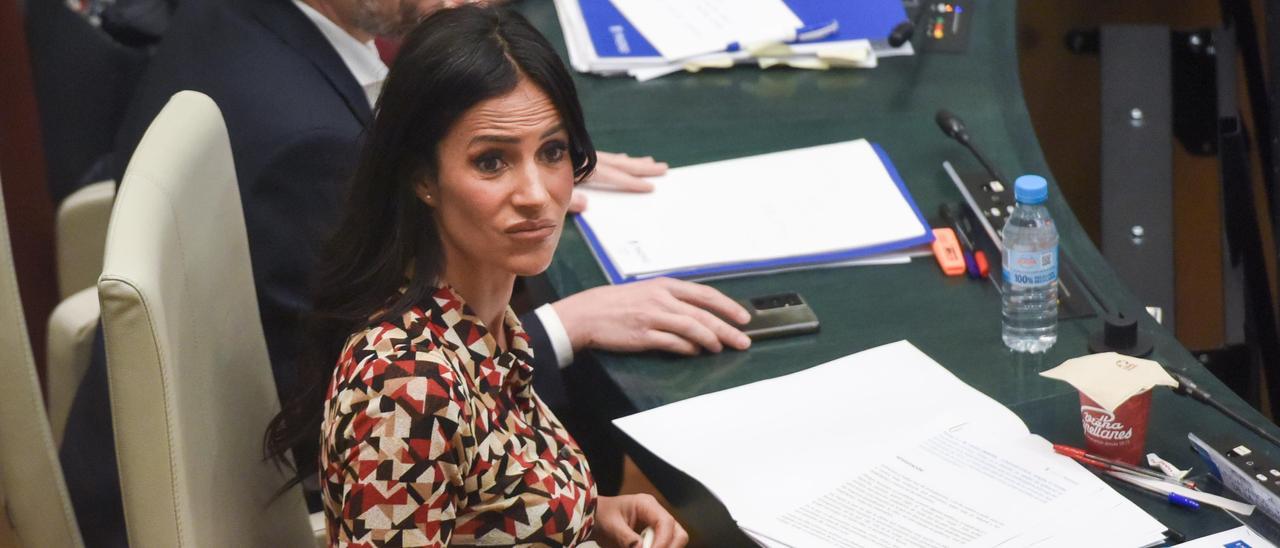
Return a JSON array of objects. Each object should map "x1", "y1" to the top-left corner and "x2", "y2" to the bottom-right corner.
[
  {"x1": 534, "y1": 303, "x2": 576, "y2": 368},
  {"x1": 291, "y1": 0, "x2": 388, "y2": 107},
  {"x1": 290, "y1": 0, "x2": 577, "y2": 368}
]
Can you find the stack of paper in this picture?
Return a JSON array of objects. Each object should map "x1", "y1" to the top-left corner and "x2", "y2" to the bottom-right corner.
[
  {"x1": 614, "y1": 341, "x2": 1170, "y2": 547},
  {"x1": 553, "y1": 0, "x2": 914, "y2": 80},
  {"x1": 575, "y1": 139, "x2": 933, "y2": 284}
]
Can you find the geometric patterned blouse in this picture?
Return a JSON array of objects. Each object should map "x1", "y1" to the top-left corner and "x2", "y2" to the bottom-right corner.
[{"x1": 320, "y1": 285, "x2": 597, "y2": 546}]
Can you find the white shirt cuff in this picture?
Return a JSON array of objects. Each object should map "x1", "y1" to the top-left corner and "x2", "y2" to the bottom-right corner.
[{"x1": 533, "y1": 304, "x2": 575, "y2": 369}]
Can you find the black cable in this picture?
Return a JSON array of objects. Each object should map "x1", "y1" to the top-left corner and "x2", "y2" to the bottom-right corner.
[
  {"x1": 958, "y1": 140, "x2": 1010, "y2": 191},
  {"x1": 1167, "y1": 369, "x2": 1280, "y2": 449}
]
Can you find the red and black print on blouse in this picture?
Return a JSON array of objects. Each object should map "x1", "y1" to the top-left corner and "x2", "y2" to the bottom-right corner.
[{"x1": 320, "y1": 285, "x2": 596, "y2": 546}]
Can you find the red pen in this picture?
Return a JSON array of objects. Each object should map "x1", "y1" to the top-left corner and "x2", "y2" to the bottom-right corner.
[
  {"x1": 973, "y1": 250, "x2": 990, "y2": 278},
  {"x1": 1053, "y1": 444, "x2": 1197, "y2": 489}
]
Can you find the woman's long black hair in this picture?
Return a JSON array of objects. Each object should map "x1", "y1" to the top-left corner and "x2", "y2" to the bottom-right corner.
[{"x1": 264, "y1": 5, "x2": 597, "y2": 486}]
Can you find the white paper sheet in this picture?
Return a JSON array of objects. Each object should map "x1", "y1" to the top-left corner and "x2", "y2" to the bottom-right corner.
[
  {"x1": 613, "y1": 341, "x2": 1168, "y2": 547},
  {"x1": 748, "y1": 429, "x2": 1168, "y2": 547},
  {"x1": 607, "y1": 0, "x2": 801, "y2": 61},
  {"x1": 577, "y1": 140, "x2": 930, "y2": 281}
]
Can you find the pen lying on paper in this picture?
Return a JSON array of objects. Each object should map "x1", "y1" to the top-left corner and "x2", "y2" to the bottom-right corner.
[
  {"x1": 1106, "y1": 471, "x2": 1200, "y2": 510},
  {"x1": 1053, "y1": 444, "x2": 1197, "y2": 489},
  {"x1": 1106, "y1": 470, "x2": 1255, "y2": 514}
]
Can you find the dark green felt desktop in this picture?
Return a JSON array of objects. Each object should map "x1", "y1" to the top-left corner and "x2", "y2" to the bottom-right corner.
[{"x1": 519, "y1": 1, "x2": 1277, "y2": 543}]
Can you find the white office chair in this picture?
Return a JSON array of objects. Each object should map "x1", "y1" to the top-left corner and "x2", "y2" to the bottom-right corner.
[
  {"x1": 0, "y1": 176, "x2": 84, "y2": 547},
  {"x1": 47, "y1": 179, "x2": 114, "y2": 445},
  {"x1": 98, "y1": 91, "x2": 314, "y2": 547},
  {"x1": 45, "y1": 285, "x2": 98, "y2": 446},
  {"x1": 56, "y1": 179, "x2": 115, "y2": 299}
]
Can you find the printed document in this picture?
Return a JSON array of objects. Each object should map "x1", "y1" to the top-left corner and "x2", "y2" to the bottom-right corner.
[
  {"x1": 613, "y1": 341, "x2": 1168, "y2": 547},
  {"x1": 607, "y1": 0, "x2": 801, "y2": 60},
  {"x1": 576, "y1": 139, "x2": 931, "y2": 283}
]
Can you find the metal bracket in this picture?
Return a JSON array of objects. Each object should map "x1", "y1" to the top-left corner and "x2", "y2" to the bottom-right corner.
[{"x1": 1099, "y1": 25, "x2": 1177, "y2": 329}]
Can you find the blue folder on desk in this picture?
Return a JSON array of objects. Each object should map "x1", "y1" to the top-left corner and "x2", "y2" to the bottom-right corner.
[
  {"x1": 571, "y1": 0, "x2": 909, "y2": 64},
  {"x1": 574, "y1": 140, "x2": 934, "y2": 284}
]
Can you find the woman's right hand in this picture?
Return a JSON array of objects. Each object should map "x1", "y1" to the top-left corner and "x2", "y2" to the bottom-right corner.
[{"x1": 593, "y1": 494, "x2": 688, "y2": 548}]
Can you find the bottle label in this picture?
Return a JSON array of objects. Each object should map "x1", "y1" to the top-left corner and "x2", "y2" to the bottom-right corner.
[{"x1": 1003, "y1": 247, "x2": 1058, "y2": 288}]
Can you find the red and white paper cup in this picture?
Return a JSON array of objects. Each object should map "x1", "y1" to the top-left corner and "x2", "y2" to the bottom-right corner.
[{"x1": 1078, "y1": 389, "x2": 1152, "y2": 465}]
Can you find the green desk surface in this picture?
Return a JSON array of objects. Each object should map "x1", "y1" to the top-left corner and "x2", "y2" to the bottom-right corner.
[{"x1": 518, "y1": 1, "x2": 1280, "y2": 543}]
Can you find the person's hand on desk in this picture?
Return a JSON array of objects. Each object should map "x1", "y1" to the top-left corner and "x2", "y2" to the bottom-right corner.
[
  {"x1": 594, "y1": 494, "x2": 688, "y2": 548},
  {"x1": 569, "y1": 151, "x2": 669, "y2": 213},
  {"x1": 552, "y1": 278, "x2": 751, "y2": 356}
]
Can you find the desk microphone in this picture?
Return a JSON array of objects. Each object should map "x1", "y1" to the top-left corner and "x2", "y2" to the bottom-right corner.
[
  {"x1": 934, "y1": 108, "x2": 1155, "y2": 357},
  {"x1": 888, "y1": 4, "x2": 931, "y2": 48},
  {"x1": 935, "y1": 109, "x2": 1009, "y2": 185}
]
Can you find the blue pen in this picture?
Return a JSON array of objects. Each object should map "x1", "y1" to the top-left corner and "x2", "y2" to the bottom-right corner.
[
  {"x1": 726, "y1": 20, "x2": 840, "y2": 52},
  {"x1": 962, "y1": 249, "x2": 980, "y2": 278},
  {"x1": 1166, "y1": 492, "x2": 1201, "y2": 510},
  {"x1": 1107, "y1": 471, "x2": 1201, "y2": 510}
]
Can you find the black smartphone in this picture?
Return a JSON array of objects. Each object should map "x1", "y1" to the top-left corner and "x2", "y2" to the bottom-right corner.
[{"x1": 738, "y1": 292, "x2": 820, "y2": 340}]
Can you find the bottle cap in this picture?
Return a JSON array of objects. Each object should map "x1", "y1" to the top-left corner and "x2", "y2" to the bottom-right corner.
[{"x1": 1014, "y1": 175, "x2": 1048, "y2": 204}]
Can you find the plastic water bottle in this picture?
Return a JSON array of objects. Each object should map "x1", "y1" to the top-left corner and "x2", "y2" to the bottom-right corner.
[{"x1": 1001, "y1": 175, "x2": 1058, "y2": 353}]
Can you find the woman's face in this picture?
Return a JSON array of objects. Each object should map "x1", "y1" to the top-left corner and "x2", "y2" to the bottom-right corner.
[{"x1": 421, "y1": 77, "x2": 575, "y2": 280}]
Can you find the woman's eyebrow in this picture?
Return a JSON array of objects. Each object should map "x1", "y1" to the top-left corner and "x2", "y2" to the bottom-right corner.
[
  {"x1": 469, "y1": 123, "x2": 565, "y2": 146},
  {"x1": 469, "y1": 134, "x2": 519, "y2": 145},
  {"x1": 540, "y1": 123, "x2": 564, "y2": 139}
]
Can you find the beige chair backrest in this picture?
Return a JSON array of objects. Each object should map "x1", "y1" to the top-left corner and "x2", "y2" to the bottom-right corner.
[
  {"x1": 0, "y1": 179, "x2": 84, "y2": 547},
  {"x1": 47, "y1": 285, "x2": 101, "y2": 446},
  {"x1": 56, "y1": 179, "x2": 115, "y2": 298},
  {"x1": 48, "y1": 179, "x2": 115, "y2": 445},
  {"x1": 98, "y1": 91, "x2": 312, "y2": 547}
]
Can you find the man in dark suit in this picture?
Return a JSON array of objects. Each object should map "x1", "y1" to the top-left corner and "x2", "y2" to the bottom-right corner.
[
  {"x1": 108, "y1": 0, "x2": 753, "y2": 407},
  {"x1": 61, "y1": 0, "x2": 751, "y2": 544}
]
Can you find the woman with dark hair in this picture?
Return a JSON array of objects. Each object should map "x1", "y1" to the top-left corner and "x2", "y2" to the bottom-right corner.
[{"x1": 263, "y1": 5, "x2": 688, "y2": 547}]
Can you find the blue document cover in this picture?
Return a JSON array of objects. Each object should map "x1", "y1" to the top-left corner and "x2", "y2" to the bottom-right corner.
[
  {"x1": 579, "y1": 0, "x2": 909, "y2": 61},
  {"x1": 578, "y1": 0, "x2": 660, "y2": 58},
  {"x1": 575, "y1": 142, "x2": 934, "y2": 285}
]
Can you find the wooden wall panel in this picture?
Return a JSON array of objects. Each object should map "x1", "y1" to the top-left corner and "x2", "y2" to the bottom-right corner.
[
  {"x1": 0, "y1": 0, "x2": 57, "y2": 383},
  {"x1": 1018, "y1": 0, "x2": 1233, "y2": 350}
]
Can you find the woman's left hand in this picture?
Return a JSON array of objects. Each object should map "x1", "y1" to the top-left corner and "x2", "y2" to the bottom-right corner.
[
  {"x1": 569, "y1": 151, "x2": 668, "y2": 213},
  {"x1": 593, "y1": 494, "x2": 688, "y2": 548}
]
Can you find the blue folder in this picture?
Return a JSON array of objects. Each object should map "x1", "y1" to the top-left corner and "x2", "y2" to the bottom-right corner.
[
  {"x1": 578, "y1": 0, "x2": 909, "y2": 62},
  {"x1": 576, "y1": 143, "x2": 935, "y2": 285}
]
